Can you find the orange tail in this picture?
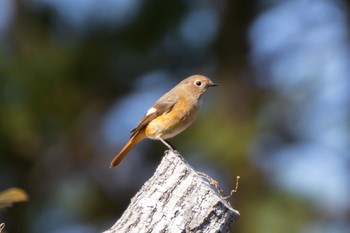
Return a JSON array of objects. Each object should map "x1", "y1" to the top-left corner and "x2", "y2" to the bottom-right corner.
[{"x1": 110, "y1": 130, "x2": 146, "y2": 168}]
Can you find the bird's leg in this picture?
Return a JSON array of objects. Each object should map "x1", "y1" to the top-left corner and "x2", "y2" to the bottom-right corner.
[
  {"x1": 165, "y1": 139, "x2": 176, "y2": 150},
  {"x1": 159, "y1": 138, "x2": 176, "y2": 151}
]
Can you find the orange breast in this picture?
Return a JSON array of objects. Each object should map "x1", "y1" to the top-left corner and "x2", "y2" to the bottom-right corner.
[{"x1": 145, "y1": 102, "x2": 198, "y2": 140}]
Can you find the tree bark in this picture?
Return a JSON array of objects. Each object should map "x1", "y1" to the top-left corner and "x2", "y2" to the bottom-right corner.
[{"x1": 104, "y1": 150, "x2": 240, "y2": 233}]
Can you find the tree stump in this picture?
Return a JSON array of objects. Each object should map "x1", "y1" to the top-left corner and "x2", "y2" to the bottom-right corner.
[{"x1": 105, "y1": 150, "x2": 240, "y2": 233}]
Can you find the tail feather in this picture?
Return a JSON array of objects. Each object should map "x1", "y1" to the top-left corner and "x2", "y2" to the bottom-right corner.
[{"x1": 110, "y1": 130, "x2": 146, "y2": 168}]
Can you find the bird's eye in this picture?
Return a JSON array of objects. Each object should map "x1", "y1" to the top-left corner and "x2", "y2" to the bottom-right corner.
[{"x1": 195, "y1": 80, "x2": 202, "y2": 86}]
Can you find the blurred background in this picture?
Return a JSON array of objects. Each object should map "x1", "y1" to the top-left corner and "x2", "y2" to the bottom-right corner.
[{"x1": 1, "y1": 0, "x2": 350, "y2": 232}]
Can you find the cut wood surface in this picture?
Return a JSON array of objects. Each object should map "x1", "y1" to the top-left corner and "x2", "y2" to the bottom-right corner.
[{"x1": 105, "y1": 150, "x2": 240, "y2": 233}]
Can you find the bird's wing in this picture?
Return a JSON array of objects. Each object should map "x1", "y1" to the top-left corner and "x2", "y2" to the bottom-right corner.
[{"x1": 130, "y1": 94, "x2": 178, "y2": 135}]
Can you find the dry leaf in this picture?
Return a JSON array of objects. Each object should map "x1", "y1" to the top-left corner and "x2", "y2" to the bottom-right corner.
[{"x1": 0, "y1": 188, "x2": 29, "y2": 209}]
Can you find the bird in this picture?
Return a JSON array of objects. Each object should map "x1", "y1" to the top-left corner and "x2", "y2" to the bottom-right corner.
[{"x1": 110, "y1": 75, "x2": 217, "y2": 168}]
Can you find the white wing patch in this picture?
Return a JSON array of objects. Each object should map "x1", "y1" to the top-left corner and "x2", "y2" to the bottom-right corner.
[{"x1": 146, "y1": 107, "x2": 157, "y2": 116}]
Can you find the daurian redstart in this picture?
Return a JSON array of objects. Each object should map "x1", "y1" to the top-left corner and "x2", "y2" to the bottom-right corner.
[{"x1": 110, "y1": 75, "x2": 217, "y2": 167}]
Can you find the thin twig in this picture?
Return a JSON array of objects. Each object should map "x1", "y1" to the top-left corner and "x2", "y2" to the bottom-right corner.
[
  {"x1": 197, "y1": 172, "x2": 240, "y2": 200},
  {"x1": 222, "y1": 176, "x2": 240, "y2": 200}
]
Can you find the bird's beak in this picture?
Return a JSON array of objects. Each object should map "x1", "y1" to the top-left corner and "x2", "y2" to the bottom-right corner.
[{"x1": 208, "y1": 82, "x2": 218, "y2": 87}]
